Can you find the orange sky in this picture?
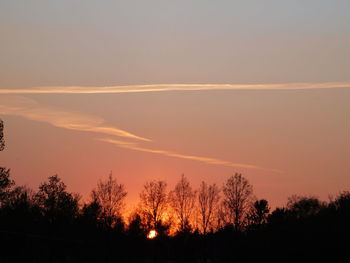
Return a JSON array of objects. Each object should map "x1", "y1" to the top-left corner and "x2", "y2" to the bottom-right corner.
[
  {"x1": 1, "y1": 1, "x2": 350, "y2": 211},
  {"x1": 1, "y1": 87, "x2": 350, "y2": 211}
]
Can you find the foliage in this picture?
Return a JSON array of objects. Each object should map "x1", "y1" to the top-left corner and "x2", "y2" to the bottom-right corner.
[
  {"x1": 35, "y1": 175, "x2": 80, "y2": 223},
  {"x1": 247, "y1": 199, "x2": 270, "y2": 228}
]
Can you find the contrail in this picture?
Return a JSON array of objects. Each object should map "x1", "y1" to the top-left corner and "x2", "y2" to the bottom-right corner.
[
  {"x1": 0, "y1": 96, "x2": 151, "y2": 142},
  {"x1": 0, "y1": 82, "x2": 349, "y2": 94},
  {"x1": 0, "y1": 95, "x2": 283, "y2": 172},
  {"x1": 99, "y1": 138, "x2": 282, "y2": 173}
]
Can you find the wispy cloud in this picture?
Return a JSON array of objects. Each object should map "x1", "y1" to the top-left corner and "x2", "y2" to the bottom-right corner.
[
  {"x1": 0, "y1": 96, "x2": 150, "y2": 142},
  {"x1": 0, "y1": 82, "x2": 349, "y2": 94},
  {"x1": 99, "y1": 138, "x2": 281, "y2": 173},
  {"x1": 0, "y1": 95, "x2": 280, "y2": 172}
]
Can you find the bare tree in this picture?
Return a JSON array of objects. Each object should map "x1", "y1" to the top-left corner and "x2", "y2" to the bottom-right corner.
[
  {"x1": 216, "y1": 201, "x2": 231, "y2": 230},
  {"x1": 198, "y1": 181, "x2": 220, "y2": 234},
  {"x1": 222, "y1": 173, "x2": 253, "y2": 231},
  {"x1": 0, "y1": 119, "x2": 4, "y2": 151},
  {"x1": 169, "y1": 174, "x2": 196, "y2": 232},
  {"x1": 91, "y1": 172, "x2": 127, "y2": 228},
  {"x1": 139, "y1": 180, "x2": 168, "y2": 230}
]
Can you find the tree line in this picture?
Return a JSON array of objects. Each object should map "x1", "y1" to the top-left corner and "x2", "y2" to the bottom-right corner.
[
  {"x1": 0, "y1": 170, "x2": 269, "y2": 236},
  {"x1": 0, "y1": 119, "x2": 349, "y2": 262}
]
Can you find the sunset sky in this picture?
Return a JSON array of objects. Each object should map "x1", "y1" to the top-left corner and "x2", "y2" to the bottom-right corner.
[{"x1": 1, "y1": 1, "x2": 350, "y2": 210}]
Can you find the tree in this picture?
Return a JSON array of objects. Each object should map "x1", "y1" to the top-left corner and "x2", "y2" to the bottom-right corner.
[
  {"x1": 0, "y1": 167, "x2": 14, "y2": 206},
  {"x1": 198, "y1": 181, "x2": 220, "y2": 234},
  {"x1": 127, "y1": 210, "x2": 147, "y2": 237},
  {"x1": 4, "y1": 185, "x2": 33, "y2": 209},
  {"x1": 0, "y1": 120, "x2": 13, "y2": 206},
  {"x1": 1, "y1": 186, "x2": 41, "y2": 226},
  {"x1": 35, "y1": 175, "x2": 79, "y2": 223},
  {"x1": 222, "y1": 173, "x2": 253, "y2": 231},
  {"x1": 333, "y1": 191, "x2": 350, "y2": 212},
  {"x1": 91, "y1": 172, "x2": 127, "y2": 228},
  {"x1": 80, "y1": 199, "x2": 102, "y2": 228},
  {"x1": 139, "y1": 180, "x2": 168, "y2": 231},
  {"x1": 0, "y1": 119, "x2": 4, "y2": 151},
  {"x1": 287, "y1": 195, "x2": 324, "y2": 219},
  {"x1": 248, "y1": 199, "x2": 270, "y2": 227},
  {"x1": 169, "y1": 174, "x2": 196, "y2": 233}
]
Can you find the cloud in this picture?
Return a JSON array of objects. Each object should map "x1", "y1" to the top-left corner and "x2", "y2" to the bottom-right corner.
[
  {"x1": 99, "y1": 138, "x2": 282, "y2": 173},
  {"x1": 0, "y1": 95, "x2": 281, "y2": 172},
  {"x1": 0, "y1": 82, "x2": 349, "y2": 94},
  {"x1": 0, "y1": 96, "x2": 150, "y2": 142}
]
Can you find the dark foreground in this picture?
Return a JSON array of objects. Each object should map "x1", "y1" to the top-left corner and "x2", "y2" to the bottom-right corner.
[{"x1": 1, "y1": 193, "x2": 349, "y2": 263}]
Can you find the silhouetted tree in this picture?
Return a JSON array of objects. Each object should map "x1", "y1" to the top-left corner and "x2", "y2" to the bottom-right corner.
[
  {"x1": 0, "y1": 120, "x2": 13, "y2": 206},
  {"x1": 286, "y1": 195, "x2": 324, "y2": 219},
  {"x1": 330, "y1": 191, "x2": 350, "y2": 220},
  {"x1": 127, "y1": 211, "x2": 147, "y2": 237},
  {"x1": 139, "y1": 180, "x2": 168, "y2": 231},
  {"x1": 169, "y1": 174, "x2": 196, "y2": 233},
  {"x1": 248, "y1": 199, "x2": 270, "y2": 228},
  {"x1": 198, "y1": 181, "x2": 220, "y2": 234},
  {"x1": 0, "y1": 167, "x2": 14, "y2": 206},
  {"x1": 91, "y1": 172, "x2": 127, "y2": 228},
  {"x1": 80, "y1": 198, "x2": 102, "y2": 228},
  {"x1": 35, "y1": 175, "x2": 79, "y2": 224},
  {"x1": 0, "y1": 186, "x2": 41, "y2": 232},
  {"x1": 0, "y1": 119, "x2": 4, "y2": 151},
  {"x1": 4, "y1": 185, "x2": 33, "y2": 208},
  {"x1": 222, "y1": 173, "x2": 253, "y2": 231},
  {"x1": 216, "y1": 202, "x2": 230, "y2": 230},
  {"x1": 330, "y1": 191, "x2": 350, "y2": 210},
  {"x1": 1, "y1": 122, "x2": 350, "y2": 263},
  {"x1": 267, "y1": 207, "x2": 290, "y2": 224}
]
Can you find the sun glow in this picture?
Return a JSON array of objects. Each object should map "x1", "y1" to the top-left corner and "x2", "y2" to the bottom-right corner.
[{"x1": 147, "y1": 230, "x2": 157, "y2": 239}]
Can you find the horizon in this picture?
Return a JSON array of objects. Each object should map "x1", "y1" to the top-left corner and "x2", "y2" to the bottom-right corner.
[{"x1": 1, "y1": 85, "x2": 350, "y2": 211}]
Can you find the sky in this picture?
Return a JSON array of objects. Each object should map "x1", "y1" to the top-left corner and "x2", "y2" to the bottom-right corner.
[{"x1": 1, "y1": 1, "x2": 350, "y2": 210}]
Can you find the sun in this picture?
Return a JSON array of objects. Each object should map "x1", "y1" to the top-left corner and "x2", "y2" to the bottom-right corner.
[{"x1": 147, "y1": 229, "x2": 157, "y2": 239}]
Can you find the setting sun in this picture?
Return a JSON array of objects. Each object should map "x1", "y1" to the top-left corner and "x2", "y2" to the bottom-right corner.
[{"x1": 147, "y1": 230, "x2": 157, "y2": 239}]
